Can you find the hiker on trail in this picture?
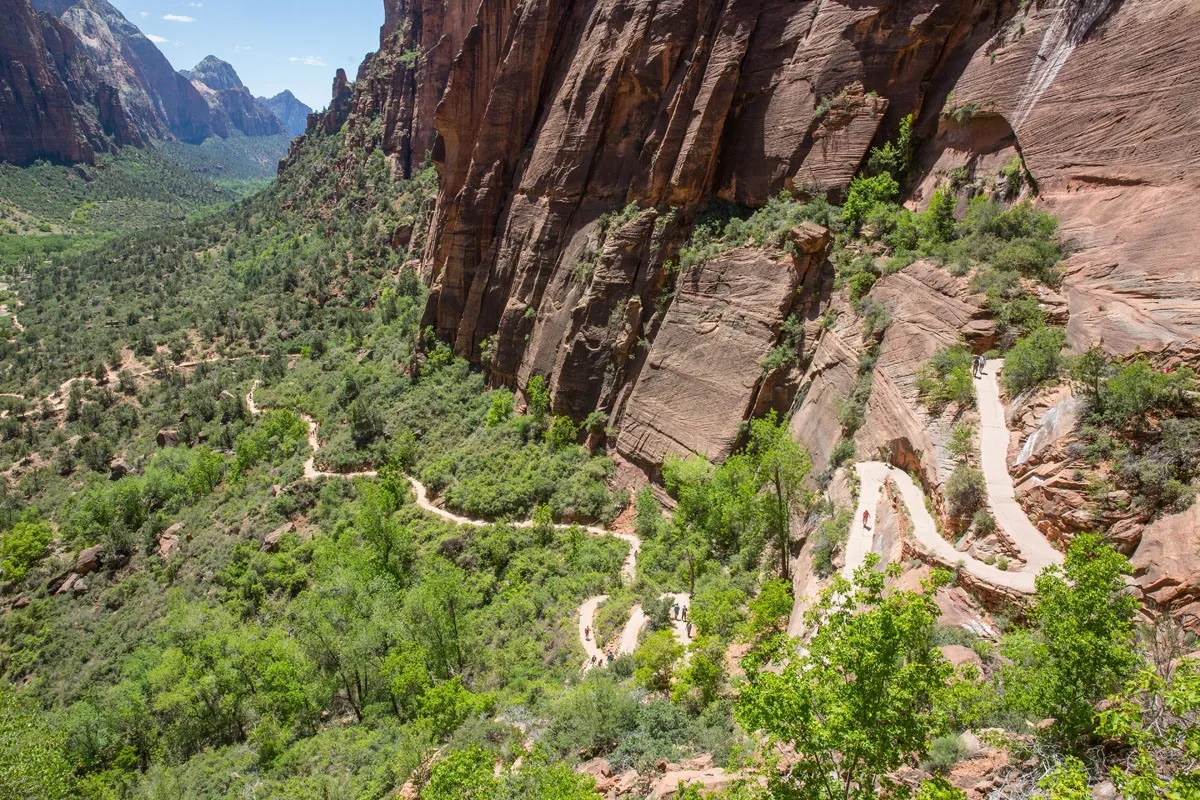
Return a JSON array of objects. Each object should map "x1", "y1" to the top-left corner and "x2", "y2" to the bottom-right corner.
[
  {"x1": 863, "y1": 509, "x2": 870, "y2": 529},
  {"x1": 585, "y1": 625, "x2": 591, "y2": 640},
  {"x1": 682, "y1": 606, "x2": 688, "y2": 621},
  {"x1": 686, "y1": 621, "x2": 693, "y2": 638},
  {"x1": 973, "y1": 355, "x2": 986, "y2": 378},
  {"x1": 673, "y1": 603, "x2": 680, "y2": 620},
  {"x1": 606, "y1": 651, "x2": 614, "y2": 664}
]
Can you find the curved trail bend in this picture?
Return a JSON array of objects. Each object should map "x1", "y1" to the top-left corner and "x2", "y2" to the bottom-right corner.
[
  {"x1": 246, "y1": 383, "x2": 670, "y2": 666},
  {"x1": 249, "y1": 360, "x2": 1058, "y2": 663},
  {"x1": 842, "y1": 360, "x2": 1063, "y2": 594}
]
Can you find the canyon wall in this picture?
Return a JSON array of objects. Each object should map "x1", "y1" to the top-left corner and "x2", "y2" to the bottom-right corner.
[{"x1": 298, "y1": 0, "x2": 1199, "y2": 470}]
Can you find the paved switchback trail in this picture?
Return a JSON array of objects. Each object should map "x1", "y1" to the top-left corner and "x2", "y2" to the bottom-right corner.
[{"x1": 837, "y1": 360, "x2": 1063, "y2": 596}]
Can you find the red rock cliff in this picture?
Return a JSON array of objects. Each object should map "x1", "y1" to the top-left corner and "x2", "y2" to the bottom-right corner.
[{"x1": 299, "y1": 0, "x2": 1200, "y2": 468}]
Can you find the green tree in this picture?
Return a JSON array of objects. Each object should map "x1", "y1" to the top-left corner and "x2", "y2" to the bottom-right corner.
[
  {"x1": 843, "y1": 173, "x2": 900, "y2": 232},
  {"x1": 0, "y1": 685, "x2": 74, "y2": 800},
  {"x1": 1033, "y1": 757, "x2": 1091, "y2": 800},
  {"x1": 545, "y1": 673, "x2": 639, "y2": 758},
  {"x1": 635, "y1": 486, "x2": 663, "y2": 539},
  {"x1": 484, "y1": 390, "x2": 514, "y2": 427},
  {"x1": 737, "y1": 557, "x2": 953, "y2": 800},
  {"x1": 1068, "y1": 344, "x2": 1109, "y2": 415},
  {"x1": 691, "y1": 579, "x2": 748, "y2": 640},
  {"x1": 547, "y1": 416, "x2": 578, "y2": 449},
  {"x1": 945, "y1": 464, "x2": 986, "y2": 519},
  {"x1": 634, "y1": 629, "x2": 684, "y2": 693},
  {"x1": 0, "y1": 519, "x2": 53, "y2": 582},
  {"x1": 999, "y1": 534, "x2": 1139, "y2": 746},
  {"x1": 671, "y1": 635, "x2": 726, "y2": 713},
  {"x1": 526, "y1": 374, "x2": 551, "y2": 421},
  {"x1": 424, "y1": 747, "x2": 496, "y2": 800},
  {"x1": 749, "y1": 412, "x2": 812, "y2": 580},
  {"x1": 1003, "y1": 327, "x2": 1066, "y2": 396},
  {"x1": 922, "y1": 188, "x2": 956, "y2": 245},
  {"x1": 1096, "y1": 658, "x2": 1200, "y2": 798}
]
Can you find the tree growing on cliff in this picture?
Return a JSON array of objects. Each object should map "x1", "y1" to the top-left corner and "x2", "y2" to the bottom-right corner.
[
  {"x1": 737, "y1": 558, "x2": 953, "y2": 800},
  {"x1": 749, "y1": 412, "x2": 812, "y2": 581}
]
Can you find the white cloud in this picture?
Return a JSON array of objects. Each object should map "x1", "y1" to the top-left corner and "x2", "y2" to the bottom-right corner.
[
  {"x1": 234, "y1": 45, "x2": 252, "y2": 52},
  {"x1": 139, "y1": 11, "x2": 148, "y2": 17},
  {"x1": 163, "y1": 14, "x2": 195, "y2": 22},
  {"x1": 146, "y1": 33, "x2": 168, "y2": 43},
  {"x1": 289, "y1": 56, "x2": 328, "y2": 67}
]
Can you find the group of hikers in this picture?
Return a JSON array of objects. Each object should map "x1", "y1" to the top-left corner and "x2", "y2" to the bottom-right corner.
[
  {"x1": 581, "y1": 599, "x2": 693, "y2": 669},
  {"x1": 971, "y1": 354, "x2": 987, "y2": 378}
]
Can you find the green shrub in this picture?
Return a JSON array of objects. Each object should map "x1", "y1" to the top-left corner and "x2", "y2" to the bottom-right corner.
[
  {"x1": 830, "y1": 439, "x2": 856, "y2": 469},
  {"x1": 811, "y1": 510, "x2": 851, "y2": 577},
  {"x1": 923, "y1": 733, "x2": 967, "y2": 774},
  {"x1": 0, "y1": 520, "x2": 54, "y2": 583},
  {"x1": 1002, "y1": 327, "x2": 1066, "y2": 396},
  {"x1": 847, "y1": 269, "x2": 877, "y2": 301},
  {"x1": 971, "y1": 509, "x2": 996, "y2": 535},
  {"x1": 946, "y1": 464, "x2": 986, "y2": 519},
  {"x1": 916, "y1": 345, "x2": 975, "y2": 409},
  {"x1": 843, "y1": 173, "x2": 900, "y2": 231}
]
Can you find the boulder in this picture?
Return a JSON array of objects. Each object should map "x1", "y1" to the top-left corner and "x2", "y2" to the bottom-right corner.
[
  {"x1": 157, "y1": 522, "x2": 185, "y2": 560},
  {"x1": 71, "y1": 578, "x2": 88, "y2": 596},
  {"x1": 156, "y1": 429, "x2": 180, "y2": 448},
  {"x1": 74, "y1": 544, "x2": 104, "y2": 576},
  {"x1": 940, "y1": 644, "x2": 983, "y2": 671},
  {"x1": 108, "y1": 457, "x2": 130, "y2": 480},
  {"x1": 261, "y1": 522, "x2": 295, "y2": 553}
]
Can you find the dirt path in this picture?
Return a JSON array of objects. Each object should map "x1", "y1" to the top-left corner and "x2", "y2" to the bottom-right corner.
[{"x1": 247, "y1": 382, "x2": 677, "y2": 667}]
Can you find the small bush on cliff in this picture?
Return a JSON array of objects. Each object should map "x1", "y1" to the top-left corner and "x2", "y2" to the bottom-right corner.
[
  {"x1": 917, "y1": 345, "x2": 975, "y2": 410},
  {"x1": 946, "y1": 464, "x2": 986, "y2": 519},
  {"x1": 1002, "y1": 326, "x2": 1066, "y2": 396}
]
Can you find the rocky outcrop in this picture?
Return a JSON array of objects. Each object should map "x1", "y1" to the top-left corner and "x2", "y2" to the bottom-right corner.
[
  {"x1": 617, "y1": 224, "x2": 829, "y2": 467},
  {"x1": 184, "y1": 56, "x2": 286, "y2": 138},
  {"x1": 259, "y1": 90, "x2": 312, "y2": 137}
]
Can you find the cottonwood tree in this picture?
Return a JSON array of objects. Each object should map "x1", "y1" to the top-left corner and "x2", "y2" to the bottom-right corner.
[
  {"x1": 999, "y1": 533, "x2": 1139, "y2": 746},
  {"x1": 737, "y1": 557, "x2": 953, "y2": 800},
  {"x1": 748, "y1": 412, "x2": 812, "y2": 581}
]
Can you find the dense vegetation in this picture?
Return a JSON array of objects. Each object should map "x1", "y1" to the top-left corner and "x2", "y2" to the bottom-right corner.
[{"x1": 0, "y1": 94, "x2": 1194, "y2": 800}]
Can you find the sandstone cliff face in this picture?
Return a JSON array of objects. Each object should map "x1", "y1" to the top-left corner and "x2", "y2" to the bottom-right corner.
[
  {"x1": 915, "y1": 0, "x2": 1200, "y2": 357},
  {"x1": 0, "y1": 0, "x2": 142, "y2": 165},
  {"x1": 412, "y1": 0, "x2": 1029, "y2": 466},
  {"x1": 295, "y1": 0, "x2": 1200, "y2": 475},
  {"x1": 41, "y1": 0, "x2": 216, "y2": 144}
]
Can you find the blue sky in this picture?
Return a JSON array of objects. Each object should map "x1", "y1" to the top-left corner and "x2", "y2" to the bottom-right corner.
[{"x1": 110, "y1": 0, "x2": 384, "y2": 109}]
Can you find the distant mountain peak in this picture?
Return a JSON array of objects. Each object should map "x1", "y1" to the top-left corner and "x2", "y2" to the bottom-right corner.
[
  {"x1": 259, "y1": 91, "x2": 314, "y2": 138},
  {"x1": 184, "y1": 56, "x2": 244, "y2": 92}
]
